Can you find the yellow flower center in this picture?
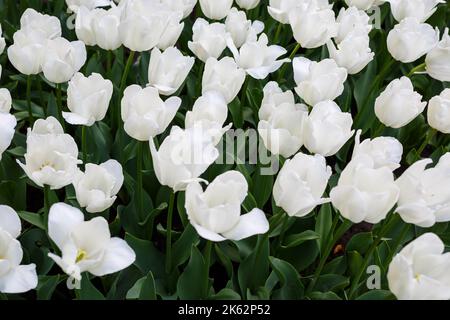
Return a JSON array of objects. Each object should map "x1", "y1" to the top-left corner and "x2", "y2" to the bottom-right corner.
[{"x1": 75, "y1": 249, "x2": 87, "y2": 263}]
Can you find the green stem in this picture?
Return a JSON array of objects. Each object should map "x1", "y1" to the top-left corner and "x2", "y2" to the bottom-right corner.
[
  {"x1": 136, "y1": 141, "x2": 143, "y2": 221},
  {"x1": 165, "y1": 192, "x2": 176, "y2": 274},
  {"x1": 417, "y1": 129, "x2": 437, "y2": 156},
  {"x1": 406, "y1": 63, "x2": 426, "y2": 78},
  {"x1": 276, "y1": 214, "x2": 290, "y2": 250},
  {"x1": 106, "y1": 50, "x2": 112, "y2": 76},
  {"x1": 81, "y1": 126, "x2": 87, "y2": 165},
  {"x1": 55, "y1": 83, "x2": 64, "y2": 128},
  {"x1": 384, "y1": 223, "x2": 411, "y2": 270},
  {"x1": 240, "y1": 77, "x2": 249, "y2": 106},
  {"x1": 44, "y1": 185, "x2": 50, "y2": 230},
  {"x1": 288, "y1": 43, "x2": 301, "y2": 60},
  {"x1": 278, "y1": 43, "x2": 301, "y2": 82},
  {"x1": 37, "y1": 80, "x2": 45, "y2": 117},
  {"x1": 273, "y1": 23, "x2": 283, "y2": 44},
  {"x1": 118, "y1": 51, "x2": 135, "y2": 128},
  {"x1": 203, "y1": 241, "x2": 212, "y2": 299},
  {"x1": 26, "y1": 75, "x2": 33, "y2": 124},
  {"x1": 373, "y1": 123, "x2": 386, "y2": 137}
]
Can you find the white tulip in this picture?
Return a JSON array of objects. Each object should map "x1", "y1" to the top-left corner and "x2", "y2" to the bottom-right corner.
[
  {"x1": 388, "y1": 233, "x2": 450, "y2": 300},
  {"x1": 386, "y1": 0, "x2": 445, "y2": 23},
  {"x1": 202, "y1": 57, "x2": 246, "y2": 104},
  {"x1": 48, "y1": 203, "x2": 135, "y2": 283},
  {"x1": 396, "y1": 153, "x2": 450, "y2": 228},
  {"x1": 185, "y1": 171, "x2": 269, "y2": 241},
  {"x1": 0, "y1": 88, "x2": 12, "y2": 113},
  {"x1": 426, "y1": 28, "x2": 450, "y2": 82},
  {"x1": 225, "y1": 8, "x2": 264, "y2": 49},
  {"x1": 335, "y1": 6, "x2": 372, "y2": 44},
  {"x1": 268, "y1": 0, "x2": 331, "y2": 24},
  {"x1": 63, "y1": 72, "x2": 113, "y2": 126},
  {"x1": 428, "y1": 89, "x2": 450, "y2": 133},
  {"x1": 236, "y1": 0, "x2": 261, "y2": 10},
  {"x1": 0, "y1": 205, "x2": 38, "y2": 294},
  {"x1": 375, "y1": 77, "x2": 427, "y2": 129},
  {"x1": 188, "y1": 18, "x2": 228, "y2": 63},
  {"x1": 273, "y1": 153, "x2": 331, "y2": 217},
  {"x1": 185, "y1": 91, "x2": 231, "y2": 145},
  {"x1": 0, "y1": 24, "x2": 5, "y2": 55},
  {"x1": 344, "y1": 0, "x2": 384, "y2": 10},
  {"x1": 199, "y1": 0, "x2": 233, "y2": 20},
  {"x1": 303, "y1": 100, "x2": 354, "y2": 157},
  {"x1": 73, "y1": 160, "x2": 124, "y2": 213},
  {"x1": 20, "y1": 8, "x2": 61, "y2": 39},
  {"x1": 257, "y1": 82, "x2": 308, "y2": 158},
  {"x1": 66, "y1": 0, "x2": 112, "y2": 12},
  {"x1": 148, "y1": 47, "x2": 194, "y2": 96},
  {"x1": 228, "y1": 33, "x2": 290, "y2": 79},
  {"x1": 150, "y1": 126, "x2": 219, "y2": 192},
  {"x1": 330, "y1": 154, "x2": 400, "y2": 223},
  {"x1": 121, "y1": 85, "x2": 181, "y2": 141},
  {"x1": 42, "y1": 38, "x2": 87, "y2": 84},
  {"x1": 293, "y1": 57, "x2": 348, "y2": 106},
  {"x1": 352, "y1": 130, "x2": 403, "y2": 171},
  {"x1": 387, "y1": 18, "x2": 439, "y2": 63},
  {"x1": 156, "y1": 10, "x2": 184, "y2": 51},
  {"x1": 327, "y1": 35, "x2": 374, "y2": 74},
  {"x1": 161, "y1": 0, "x2": 197, "y2": 19},
  {"x1": 7, "y1": 30, "x2": 47, "y2": 75},
  {"x1": 0, "y1": 113, "x2": 16, "y2": 161}
]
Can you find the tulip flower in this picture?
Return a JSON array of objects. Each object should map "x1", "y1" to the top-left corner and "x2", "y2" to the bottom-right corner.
[
  {"x1": 121, "y1": 85, "x2": 181, "y2": 141},
  {"x1": 0, "y1": 88, "x2": 12, "y2": 114},
  {"x1": 161, "y1": 0, "x2": 198, "y2": 19},
  {"x1": 66, "y1": 0, "x2": 112, "y2": 13},
  {"x1": 47, "y1": 203, "x2": 136, "y2": 284},
  {"x1": 228, "y1": 33, "x2": 290, "y2": 79},
  {"x1": 273, "y1": 153, "x2": 332, "y2": 217},
  {"x1": 199, "y1": 0, "x2": 233, "y2": 20},
  {"x1": 303, "y1": 100, "x2": 354, "y2": 157},
  {"x1": 257, "y1": 82, "x2": 308, "y2": 158},
  {"x1": 387, "y1": 18, "x2": 439, "y2": 63},
  {"x1": 386, "y1": 0, "x2": 445, "y2": 23},
  {"x1": 428, "y1": 89, "x2": 450, "y2": 133},
  {"x1": 7, "y1": 29, "x2": 47, "y2": 75},
  {"x1": 330, "y1": 154, "x2": 400, "y2": 224},
  {"x1": 388, "y1": 233, "x2": 450, "y2": 300},
  {"x1": 293, "y1": 57, "x2": 348, "y2": 106},
  {"x1": 185, "y1": 171, "x2": 269, "y2": 241},
  {"x1": 395, "y1": 153, "x2": 450, "y2": 228},
  {"x1": 236, "y1": 0, "x2": 261, "y2": 10},
  {"x1": 150, "y1": 126, "x2": 219, "y2": 192},
  {"x1": 188, "y1": 18, "x2": 228, "y2": 63},
  {"x1": 0, "y1": 112, "x2": 16, "y2": 161},
  {"x1": 344, "y1": 0, "x2": 385, "y2": 10},
  {"x1": 268, "y1": 0, "x2": 331, "y2": 24},
  {"x1": 19, "y1": 8, "x2": 61, "y2": 40},
  {"x1": 335, "y1": 6, "x2": 371, "y2": 44},
  {"x1": 426, "y1": 28, "x2": 450, "y2": 82},
  {"x1": 0, "y1": 24, "x2": 5, "y2": 55},
  {"x1": 0, "y1": 205, "x2": 38, "y2": 293},
  {"x1": 374, "y1": 77, "x2": 427, "y2": 129},
  {"x1": 147, "y1": 47, "x2": 195, "y2": 96},
  {"x1": 202, "y1": 57, "x2": 246, "y2": 104},
  {"x1": 156, "y1": 11, "x2": 184, "y2": 50},
  {"x1": 225, "y1": 8, "x2": 264, "y2": 49}
]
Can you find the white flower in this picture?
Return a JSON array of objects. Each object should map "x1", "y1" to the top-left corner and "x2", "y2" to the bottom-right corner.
[
  {"x1": 147, "y1": 47, "x2": 194, "y2": 96},
  {"x1": 0, "y1": 24, "x2": 6, "y2": 55},
  {"x1": 236, "y1": 0, "x2": 261, "y2": 10},
  {"x1": 426, "y1": 28, "x2": 450, "y2": 82},
  {"x1": 161, "y1": 0, "x2": 197, "y2": 19},
  {"x1": 121, "y1": 85, "x2": 181, "y2": 141},
  {"x1": 228, "y1": 33, "x2": 290, "y2": 79},
  {"x1": 386, "y1": 0, "x2": 445, "y2": 23},
  {"x1": 428, "y1": 89, "x2": 450, "y2": 133},
  {"x1": 225, "y1": 8, "x2": 264, "y2": 49},
  {"x1": 395, "y1": 153, "x2": 450, "y2": 228},
  {"x1": 387, "y1": 18, "x2": 439, "y2": 63},
  {"x1": 268, "y1": 0, "x2": 331, "y2": 24},
  {"x1": 199, "y1": 0, "x2": 233, "y2": 20},
  {"x1": 303, "y1": 100, "x2": 354, "y2": 157},
  {"x1": 73, "y1": 160, "x2": 124, "y2": 213},
  {"x1": 344, "y1": 0, "x2": 385, "y2": 11},
  {"x1": 150, "y1": 126, "x2": 219, "y2": 192},
  {"x1": 273, "y1": 153, "x2": 331, "y2": 217},
  {"x1": 202, "y1": 57, "x2": 246, "y2": 104},
  {"x1": 0, "y1": 205, "x2": 38, "y2": 293},
  {"x1": 188, "y1": 18, "x2": 228, "y2": 63},
  {"x1": 185, "y1": 171, "x2": 269, "y2": 241},
  {"x1": 0, "y1": 88, "x2": 12, "y2": 114},
  {"x1": 48, "y1": 203, "x2": 135, "y2": 283},
  {"x1": 63, "y1": 72, "x2": 113, "y2": 126},
  {"x1": 374, "y1": 77, "x2": 427, "y2": 129},
  {"x1": 157, "y1": 11, "x2": 184, "y2": 51},
  {"x1": 293, "y1": 57, "x2": 348, "y2": 106},
  {"x1": 257, "y1": 82, "x2": 308, "y2": 158},
  {"x1": 0, "y1": 112, "x2": 16, "y2": 161},
  {"x1": 19, "y1": 8, "x2": 61, "y2": 39},
  {"x1": 7, "y1": 30, "x2": 47, "y2": 75},
  {"x1": 66, "y1": 0, "x2": 112, "y2": 12},
  {"x1": 335, "y1": 6, "x2": 372, "y2": 44},
  {"x1": 388, "y1": 233, "x2": 450, "y2": 300},
  {"x1": 330, "y1": 154, "x2": 400, "y2": 223}
]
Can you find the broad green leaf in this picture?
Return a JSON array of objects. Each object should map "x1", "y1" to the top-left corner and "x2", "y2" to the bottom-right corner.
[{"x1": 177, "y1": 245, "x2": 207, "y2": 300}]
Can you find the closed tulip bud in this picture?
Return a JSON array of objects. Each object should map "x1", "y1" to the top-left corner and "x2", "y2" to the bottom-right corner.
[
  {"x1": 387, "y1": 18, "x2": 439, "y2": 63},
  {"x1": 0, "y1": 88, "x2": 12, "y2": 113},
  {"x1": 344, "y1": 0, "x2": 384, "y2": 10},
  {"x1": 63, "y1": 72, "x2": 113, "y2": 126},
  {"x1": 228, "y1": 33, "x2": 290, "y2": 79},
  {"x1": 199, "y1": 0, "x2": 233, "y2": 20},
  {"x1": 0, "y1": 24, "x2": 5, "y2": 55},
  {"x1": 335, "y1": 6, "x2": 371, "y2": 44},
  {"x1": 273, "y1": 153, "x2": 332, "y2": 217},
  {"x1": 327, "y1": 34, "x2": 374, "y2": 74},
  {"x1": 66, "y1": 0, "x2": 112, "y2": 13},
  {"x1": 161, "y1": 0, "x2": 197, "y2": 19},
  {"x1": 236, "y1": 0, "x2": 261, "y2": 10},
  {"x1": 289, "y1": 2, "x2": 338, "y2": 49},
  {"x1": 0, "y1": 206, "x2": 38, "y2": 293},
  {"x1": 188, "y1": 18, "x2": 228, "y2": 63},
  {"x1": 20, "y1": 8, "x2": 61, "y2": 39},
  {"x1": 330, "y1": 155, "x2": 400, "y2": 223},
  {"x1": 73, "y1": 160, "x2": 124, "y2": 213},
  {"x1": 7, "y1": 30, "x2": 47, "y2": 75},
  {"x1": 303, "y1": 100, "x2": 354, "y2": 157},
  {"x1": 225, "y1": 8, "x2": 264, "y2": 48},
  {"x1": 375, "y1": 77, "x2": 427, "y2": 129},
  {"x1": 121, "y1": 85, "x2": 181, "y2": 141},
  {"x1": 0, "y1": 113, "x2": 16, "y2": 161},
  {"x1": 388, "y1": 233, "x2": 450, "y2": 300},
  {"x1": 258, "y1": 82, "x2": 308, "y2": 158},
  {"x1": 42, "y1": 38, "x2": 87, "y2": 84},
  {"x1": 426, "y1": 28, "x2": 450, "y2": 82},
  {"x1": 48, "y1": 203, "x2": 135, "y2": 283},
  {"x1": 185, "y1": 91, "x2": 231, "y2": 145},
  {"x1": 386, "y1": 0, "x2": 444, "y2": 23},
  {"x1": 202, "y1": 57, "x2": 246, "y2": 104},
  {"x1": 428, "y1": 89, "x2": 450, "y2": 133},
  {"x1": 268, "y1": 0, "x2": 331, "y2": 24},
  {"x1": 157, "y1": 12, "x2": 184, "y2": 51},
  {"x1": 150, "y1": 126, "x2": 219, "y2": 192},
  {"x1": 185, "y1": 171, "x2": 269, "y2": 241},
  {"x1": 395, "y1": 153, "x2": 450, "y2": 228},
  {"x1": 293, "y1": 57, "x2": 348, "y2": 106},
  {"x1": 148, "y1": 47, "x2": 195, "y2": 96},
  {"x1": 75, "y1": 7, "x2": 97, "y2": 46}
]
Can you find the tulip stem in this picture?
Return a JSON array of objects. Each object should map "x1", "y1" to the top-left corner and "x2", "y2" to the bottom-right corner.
[
  {"x1": 82, "y1": 126, "x2": 87, "y2": 165},
  {"x1": 136, "y1": 141, "x2": 144, "y2": 221},
  {"x1": 118, "y1": 51, "x2": 135, "y2": 128},
  {"x1": 417, "y1": 128, "x2": 437, "y2": 156},
  {"x1": 165, "y1": 191, "x2": 176, "y2": 274},
  {"x1": 37, "y1": 80, "x2": 46, "y2": 117},
  {"x1": 106, "y1": 50, "x2": 112, "y2": 76},
  {"x1": 203, "y1": 241, "x2": 212, "y2": 299},
  {"x1": 277, "y1": 43, "x2": 301, "y2": 82},
  {"x1": 55, "y1": 83, "x2": 65, "y2": 129},
  {"x1": 276, "y1": 214, "x2": 290, "y2": 251},
  {"x1": 406, "y1": 63, "x2": 426, "y2": 78},
  {"x1": 26, "y1": 75, "x2": 34, "y2": 124},
  {"x1": 274, "y1": 23, "x2": 283, "y2": 44},
  {"x1": 44, "y1": 185, "x2": 50, "y2": 229}
]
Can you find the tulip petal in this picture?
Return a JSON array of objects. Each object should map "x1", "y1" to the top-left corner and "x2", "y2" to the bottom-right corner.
[
  {"x1": 0, "y1": 264, "x2": 37, "y2": 294},
  {"x1": 222, "y1": 208, "x2": 269, "y2": 241},
  {"x1": 48, "y1": 202, "x2": 84, "y2": 250},
  {"x1": 191, "y1": 222, "x2": 226, "y2": 242},
  {"x1": 0, "y1": 205, "x2": 21, "y2": 238}
]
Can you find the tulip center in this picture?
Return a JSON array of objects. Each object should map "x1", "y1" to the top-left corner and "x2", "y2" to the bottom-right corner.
[
  {"x1": 415, "y1": 273, "x2": 422, "y2": 281},
  {"x1": 75, "y1": 249, "x2": 87, "y2": 263},
  {"x1": 40, "y1": 161, "x2": 54, "y2": 170}
]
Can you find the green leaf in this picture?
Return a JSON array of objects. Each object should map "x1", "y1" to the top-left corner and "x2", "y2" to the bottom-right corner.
[
  {"x1": 172, "y1": 224, "x2": 200, "y2": 268},
  {"x1": 139, "y1": 272, "x2": 157, "y2": 300},
  {"x1": 36, "y1": 275, "x2": 60, "y2": 300},
  {"x1": 315, "y1": 204, "x2": 332, "y2": 251},
  {"x1": 229, "y1": 97, "x2": 244, "y2": 128},
  {"x1": 124, "y1": 233, "x2": 165, "y2": 278},
  {"x1": 346, "y1": 232, "x2": 373, "y2": 255},
  {"x1": 252, "y1": 170, "x2": 273, "y2": 208},
  {"x1": 269, "y1": 257, "x2": 304, "y2": 299},
  {"x1": 211, "y1": 288, "x2": 241, "y2": 300},
  {"x1": 356, "y1": 290, "x2": 396, "y2": 300},
  {"x1": 77, "y1": 275, "x2": 106, "y2": 300},
  {"x1": 309, "y1": 291, "x2": 342, "y2": 300},
  {"x1": 17, "y1": 211, "x2": 45, "y2": 230},
  {"x1": 177, "y1": 245, "x2": 207, "y2": 300},
  {"x1": 315, "y1": 274, "x2": 350, "y2": 293},
  {"x1": 281, "y1": 230, "x2": 320, "y2": 249}
]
